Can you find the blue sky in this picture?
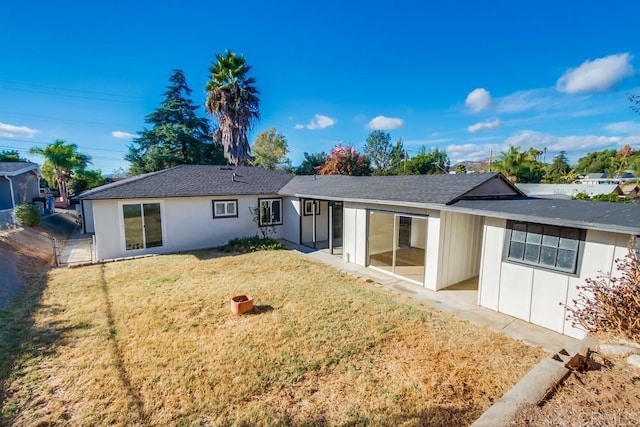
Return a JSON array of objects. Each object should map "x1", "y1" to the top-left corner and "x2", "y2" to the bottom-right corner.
[{"x1": 2, "y1": 0, "x2": 640, "y2": 173}]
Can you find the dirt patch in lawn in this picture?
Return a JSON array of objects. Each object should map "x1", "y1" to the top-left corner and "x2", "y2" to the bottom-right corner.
[
  {"x1": 512, "y1": 344, "x2": 640, "y2": 426},
  {"x1": 0, "y1": 250, "x2": 546, "y2": 426}
]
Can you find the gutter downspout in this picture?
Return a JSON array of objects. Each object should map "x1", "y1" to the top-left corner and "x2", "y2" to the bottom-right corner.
[{"x1": 3, "y1": 175, "x2": 16, "y2": 209}]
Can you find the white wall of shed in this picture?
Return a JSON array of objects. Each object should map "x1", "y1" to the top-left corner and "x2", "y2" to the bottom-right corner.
[{"x1": 478, "y1": 219, "x2": 632, "y2": 339}]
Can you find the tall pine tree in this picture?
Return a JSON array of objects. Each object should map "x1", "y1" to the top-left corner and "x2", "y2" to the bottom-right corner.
[{"x1": 126, "y1": 70, "x2": 224, "y2": 174}]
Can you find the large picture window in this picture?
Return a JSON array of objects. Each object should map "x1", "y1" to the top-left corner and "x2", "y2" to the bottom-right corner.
[
  {"x1": 259, "y1": 198, "x2": 282, "y2": 226},
  {"x1": 505, "y1": 221, "x2": 583, "y2": 273},
  {"x1": 212, "y1": 200, "x2": 238, "y2": 218},
  {"x1": 123, "y1": 203, "x2": 163, "y2": 250}
]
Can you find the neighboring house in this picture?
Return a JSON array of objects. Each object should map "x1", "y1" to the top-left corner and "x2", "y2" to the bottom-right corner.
[
  {"x1": 578, "y1": 172, "x2": 635, "y2": 185},
  {"x1": 619, "y1": 183, "x2": 640, "y2": 200},
  {"x1": 516, "y1": 183, "x2": 622, "y2": 199},
  {"x1": 79, "y1": 165, "x2": 640, "y2": 339},
  {"x1": 0, "y1": 162, "x2": 43, "y2": 210}
]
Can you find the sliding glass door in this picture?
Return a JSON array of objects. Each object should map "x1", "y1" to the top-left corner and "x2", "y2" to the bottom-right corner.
[{"x1": 367, "y1": 212, "x2": 427, "y2": 284}]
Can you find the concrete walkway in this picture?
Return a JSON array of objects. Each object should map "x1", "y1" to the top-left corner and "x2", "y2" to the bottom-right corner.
[
  {"x1": 284, "y1": 242, "x2": 576, "y2": 353},
  {"x1": 58, "y1": 226, "x2": 93, "y2": 266}
]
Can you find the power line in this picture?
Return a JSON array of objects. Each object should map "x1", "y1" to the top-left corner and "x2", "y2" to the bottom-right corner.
[
  {"x1": 0, "y1": 145, "x2": 125, "y2": 162},
  {"x1": 0, "y1": 86, "x2": 145, "y2": 105},
  {"x1": 0, "y1": 79, "x2": 146, "y2": 100},
  {"x1": 0, "y1": 137, "x2": 129, "y2": 154},
  {"x1": 0, "y1": 111, "x2": 141, "y2": 129}
]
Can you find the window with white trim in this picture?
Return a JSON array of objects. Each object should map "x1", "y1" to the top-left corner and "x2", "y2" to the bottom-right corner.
[
  {"x1": 505, "y1": 221, "x2": 583, "y2": 274},
  {"x1": 212, "y1": 200, "x2": 238, "y2": 218},
  {"x1": 259, "y1": 198, "x2": 282, "y2": 226},
  {"x1": 303, "y1": 199, "x2": 320, "y2": 216}
]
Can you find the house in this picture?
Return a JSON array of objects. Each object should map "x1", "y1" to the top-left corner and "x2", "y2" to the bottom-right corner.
[
  {"x1": 578, "y1": 172, "x2": 635, "y2": 185},
  {"x1": 0, "y1": 162, "x2": 43, "y2": 225},
  {"x1": 79, "y1": 165, "x2": 640, "y2": 339},
  {"x1": 516, "y1": 183, "x2": 622, "y2": 199}
]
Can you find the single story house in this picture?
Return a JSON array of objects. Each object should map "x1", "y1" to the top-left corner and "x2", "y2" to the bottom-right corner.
[
  {"x1": 0, "y1": 162, "x2": 43, "y2": 225},
  {"x1": 78, "y1": 165, "x2": 640, "y2": 339},
  {"x1": 516, "y1": 183, "x2": 622, "y2": 200}
]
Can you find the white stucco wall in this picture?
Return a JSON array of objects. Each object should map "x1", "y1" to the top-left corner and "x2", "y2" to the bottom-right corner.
[
  {"x1": 478, "y1": 218, "x2": 632, "y2": 338},
  {"x1": 92, "y1": 195, "x2": 286, "y2": 260},
  {"x1": 282, "y1": 197, "x2": 300, "y2": 244}
]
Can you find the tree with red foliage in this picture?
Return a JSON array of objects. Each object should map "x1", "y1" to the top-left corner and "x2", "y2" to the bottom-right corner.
[{"x1": 318, "y1": 144, "x2": 372, "y2": 176}]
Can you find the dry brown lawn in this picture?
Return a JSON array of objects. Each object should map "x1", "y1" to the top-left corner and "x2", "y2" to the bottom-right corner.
[{"x1": 0, "y1": 250, "x2": 545, "y2": 426}]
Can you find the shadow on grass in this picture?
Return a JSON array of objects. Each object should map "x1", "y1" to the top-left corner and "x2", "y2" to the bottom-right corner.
[
  {"x1": 0, "y1": 253, "x2": 61, "y2": 422},
  {"x1": 251, "y1": 305, "x2": 274, "y2": 314},
  {"x1": 98, "y1": 264, "x2": 148, "y2": 424}
]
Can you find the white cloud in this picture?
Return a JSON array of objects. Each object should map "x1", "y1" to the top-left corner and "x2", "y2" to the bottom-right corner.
[
  {"x1": 446, "y1": 142, "x2": 505, "y2": 162},
  {"x1": 367, "y1": 116, "x2": 404, "y2": 130},
  {"x1": 604, "y1": 121, "x2": 640, "y2": 134},
  {"x1": 495, "y1": 89, "x2": 559, "y2": 114},
  {"x1": 467, "y1": 119, "x2": 501, "y2": 133},
  {"x1": 0, "y1": 122, "x2": 38, "y2": 138},
  {"x1": 112, "y1": 130, "x2": 136, "y2": 139},
  {"x1": 465, "y1": 88, "x2": 492, "y2": 113},
  {"x1": 295, "y1": 114, "x2": 336, "y2": 130},
  {"x1": 556, "y1": 53, "x2": 634, "y2": 95},
  {"x1": 504, "y1": 130, "x2": 640, "y2": 153}
]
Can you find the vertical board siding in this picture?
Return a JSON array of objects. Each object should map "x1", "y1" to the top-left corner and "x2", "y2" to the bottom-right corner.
[{"x1": 436, "y1": 211, "x2": 484, "y2": 290}]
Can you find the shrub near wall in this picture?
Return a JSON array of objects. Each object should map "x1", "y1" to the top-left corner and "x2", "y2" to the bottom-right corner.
[{"x1": 14, "y1": 204, "x2": 41, "y2": 227}]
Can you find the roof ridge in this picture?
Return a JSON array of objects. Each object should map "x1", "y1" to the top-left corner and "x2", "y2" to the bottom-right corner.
[{"x1": 78, "y1": 167, "x2": 171, "y2": 198}]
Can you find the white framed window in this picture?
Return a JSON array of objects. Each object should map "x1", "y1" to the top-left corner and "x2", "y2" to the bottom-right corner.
[
  {"x1": 259, "y1": 198, "x2": 282, "y2": 226},
  {"x1": 303, "y1": 199, "x2": 320, "y2": 216},
  {"x1": 212, "y1": 200, "x2": 238, "y2": 218},
  {"x1": 122, "y1": 202, "x2": 163, "y2": 251},
  {"x1": 504, "y1": 220, "x2": 584, "y2": 274}
]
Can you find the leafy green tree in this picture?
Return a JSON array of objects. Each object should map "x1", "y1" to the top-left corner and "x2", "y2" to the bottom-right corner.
[
  {"x1": 296, "y1": 152, "x2": 327, "y2": 175},
  {"x1": 407, "y1": 147, "x2": 450, "y2": 175},
  {"x1": 0, "y1": 150, "x2": 27, "y2": 162},
  {"x1": 127, "y1": 70, "x2": 221, "y2": 174},
  {"x1": 206, "y1": 51, "x2": 260, "y2": 166},
  {"x1": 251, "y1": 127, "x2": 289, "y2": 170},
  {"x1": 69, "y1": 169, "x2": 106, "y2": 195},
  {"x1": 29, "y1": 139, "x2": 90, "y2": 207},
  {"x1": 319, "y1": 144, "x2": 371, "y2": 176},
  {"x1": 543, "y1": 151, "x2": 571, "y2": 183},
  {"x1": 574, "y1": 149, "x2": 617, "y2": 175},
  {"x1": 363, "y1": 130, "x2": 395, "y2": 175},
  {"x1": 455, "y1": 163, "x2": 467, "y2": 174},
  {"x1": 387, "y1": 139, "x2": 406, "y2": 175}
]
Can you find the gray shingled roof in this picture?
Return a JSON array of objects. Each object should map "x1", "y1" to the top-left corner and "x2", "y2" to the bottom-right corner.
[
  {"x1": 79, "y1": 165, "x2": 294, "y2": 200},
  {"x1": 279, "y1": 173, "x2": 517, "y2": 205},
  {"x1": 452, "y1": 198, "x2": 640, "y2": 234},
  {"x1": 0, "y1": 162, "x2": 39, "y2": 175}
]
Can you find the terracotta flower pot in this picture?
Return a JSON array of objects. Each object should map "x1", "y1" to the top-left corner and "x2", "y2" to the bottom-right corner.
[{"x1": 230, "y1": 294, "x2": 254, "y2": 315}]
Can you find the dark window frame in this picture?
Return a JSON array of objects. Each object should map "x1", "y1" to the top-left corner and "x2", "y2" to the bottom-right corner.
[
  {"x1": 258, "y1": 198, "x2": 283, "y2": 226},
  {"x1": 212, "y1": 199, "x2": 238, "y2": 219},
  {"x1": 503, "y1": 220, "x2": 585, "y2": 275},
  {"x1": 303, "y1": 199, "x2": 320, "y2": 216}
]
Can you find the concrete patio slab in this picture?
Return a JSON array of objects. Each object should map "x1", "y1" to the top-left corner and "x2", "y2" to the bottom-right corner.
[{"x1": 283, "y1": 241, "x2": 576, "y2": 353}]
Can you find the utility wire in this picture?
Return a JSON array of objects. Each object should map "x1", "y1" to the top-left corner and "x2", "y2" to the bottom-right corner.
[
  {"x1": 0, "y1": 86, "x2": 145, "y2": 105},
  {"x1": 0, "y1": 79, "x2": 146, "y2": 99}
]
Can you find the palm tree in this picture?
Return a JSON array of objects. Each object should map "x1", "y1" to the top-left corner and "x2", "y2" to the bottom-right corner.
[
  {"x1": 205, "y1": 51, "x2": 260, "y2": 166},
  {"x1": 496, "y1": 146, "x2": 527, "y2": 182},
  {"x1": 29, "y1": 139, "x2": 90, "y2": 207}
]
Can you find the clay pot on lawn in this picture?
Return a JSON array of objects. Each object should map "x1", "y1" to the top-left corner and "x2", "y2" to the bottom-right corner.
[{"x1": 230, "y1": 294, "x2": 254, "y2": 315}]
